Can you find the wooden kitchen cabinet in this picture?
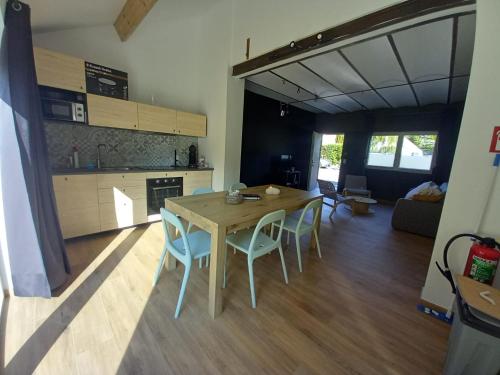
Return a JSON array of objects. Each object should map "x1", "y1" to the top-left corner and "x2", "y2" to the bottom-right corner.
[
  {"x1": 52, "y1": 175, "x2": 99, "y2": 238},
  {"x1": 138, "y1": 103, "x2": 177, "y2": 134},
  {"x1": 87, "y1": 94, "x2": 138, "y2": 130},
  {"x1": 176, "y1": 111, "x2": 207, "y2": 137},
  {"x1": 52, "y1": 170, "x2": 212, "y2": 238},
  {"x1": 34, "y1": 47, "x2": 86, "y2": 93},
  {"x1": 97, "y1": 173, "x2": 147, "y2": 231},
  {"x1": 183, "y1": 170, "x2": 212, "y2": 195}
]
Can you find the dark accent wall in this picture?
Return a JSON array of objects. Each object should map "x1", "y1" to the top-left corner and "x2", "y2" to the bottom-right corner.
[
  {"x1": 240, "y1": 91, "x2": 315, "y2": 189},
  {"x1": 316, "y1": 104, "x2": 463, "y2": 201}
]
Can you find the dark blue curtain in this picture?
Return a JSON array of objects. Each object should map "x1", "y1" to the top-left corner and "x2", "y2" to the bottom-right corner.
[{"x1": 3, "y1": 0, "x2": 69, "y2": 294}]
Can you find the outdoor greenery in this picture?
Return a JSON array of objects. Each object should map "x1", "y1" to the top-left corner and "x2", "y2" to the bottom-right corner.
[
  {"x1": 406, "y1": 134, "x2": 437, "y2": 155},
  {"x1": 369, "y1": 135, "x2": 398, "y2": 154},
  {"x1": 321, "y1": 143, "x2": 343, "y2": 167}
]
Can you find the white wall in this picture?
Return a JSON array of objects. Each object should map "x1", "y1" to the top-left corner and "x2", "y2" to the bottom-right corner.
[
  {"x1": 230, "y1": 0, "x2": 401, "y2": 65},
  {"x1": 421, "y1": 0, "x2": 500, "y2": 307},
  {"x1": 33, "y1": 4, "x2": 203, "y2": 112}
]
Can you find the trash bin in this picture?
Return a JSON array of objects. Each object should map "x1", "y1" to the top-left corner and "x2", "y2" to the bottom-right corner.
[{"x1": 443, "y1": 283, "x2": 500, "y2": 375}]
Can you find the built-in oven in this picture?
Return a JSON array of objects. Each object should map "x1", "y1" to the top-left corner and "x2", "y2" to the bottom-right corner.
[
  {"x1": 39, "y1": 86, "x2": 87, "y2": 123},
  {"x1": 147, "y1": 177, "x2": 183, "y2": 217}
]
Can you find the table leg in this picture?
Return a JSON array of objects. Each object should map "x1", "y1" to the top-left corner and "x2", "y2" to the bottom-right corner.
[
  {"x1": 164, "y1": 223, "x2": 177, "y2": 271},
  {"x1": 208, "y1": 224, "x2": 227, "y2": 318},
  {"x1": 310, "y1": 198, "x2": 322, "y2": 250}
]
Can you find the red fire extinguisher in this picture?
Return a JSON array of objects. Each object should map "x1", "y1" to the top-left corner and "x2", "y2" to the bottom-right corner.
[{"x1": 437, "y1": 234, "x2": 500, "y2": 294}]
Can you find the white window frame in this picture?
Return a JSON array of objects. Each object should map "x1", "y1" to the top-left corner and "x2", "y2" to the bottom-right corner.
[{"x1": 365, "y1": 131, "x2": 439, "y2": 174}]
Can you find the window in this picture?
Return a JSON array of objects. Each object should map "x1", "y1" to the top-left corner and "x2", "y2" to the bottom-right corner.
[{"x1": 366, "y1": 132, "x2": 437, "y2": 172}]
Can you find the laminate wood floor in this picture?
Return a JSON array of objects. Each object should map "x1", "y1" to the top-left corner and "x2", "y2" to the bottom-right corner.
[{"x1": 1, "y1": 203, "x2": 450, "y2": 374}]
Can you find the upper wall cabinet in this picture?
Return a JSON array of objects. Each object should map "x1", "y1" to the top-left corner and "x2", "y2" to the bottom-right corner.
[
  {"x1": 33, "y1": 47, "x2": 86, "y2": 93},
  {"x1": 87, "y1": 94, "x2": 138, "y2": 130},
  {"x1": 176, "y1": 111, "x2": 207, "y2": 137},
  {"x1": 137, "y1": 103, "x2": 176, "y2": 133}
]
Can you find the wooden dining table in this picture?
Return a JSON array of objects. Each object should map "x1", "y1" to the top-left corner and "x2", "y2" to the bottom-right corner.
[{"x1": 164, "y1": 185, "x2": 323, "y2": 318}]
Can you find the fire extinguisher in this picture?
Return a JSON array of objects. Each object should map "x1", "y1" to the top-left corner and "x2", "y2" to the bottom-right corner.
[{"x1": 436, "y1": 233, "x2": 500, "y2": 294}]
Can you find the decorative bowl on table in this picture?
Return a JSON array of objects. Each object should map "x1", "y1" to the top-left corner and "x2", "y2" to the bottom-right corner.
[
  {"x1": 265, "y1": 185, "x2": 280, "y2": 195},
  {"x1": 225, "y1": 191, "x2": 243, "y2": 204}
]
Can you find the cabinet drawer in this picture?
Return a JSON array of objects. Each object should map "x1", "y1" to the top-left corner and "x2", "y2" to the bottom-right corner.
[
  {"x1": 99, "y1": 198, "x2": 147, "y2": 231},
  {"x1": 34, "y1": 47, "x2": 86, "y2": 93},
  {"x1": 88, "y1": 94, "x2": 138, "y2": 130},
  {"x1": 138, "y1": 103, "x2": 176, "y2": 134},
  {"x1": 97, "y1": 173, "x2": 127, "y2": 189},
  {"x1": 57, "y1": 205, "x2": 100, "y2": 239},
  {"x1": 123, "y1": 173, "x2": 147, "y2": 187},
  {"x1": 52, "y1": 174, "x2": 98, "y2": 211},
  {"x1": 98, "y1": 186, "x2": 146, "y2": 204}
]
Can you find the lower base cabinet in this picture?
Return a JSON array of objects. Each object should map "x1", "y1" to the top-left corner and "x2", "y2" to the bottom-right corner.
[{"x1": 53, "y1": 170, "x2": 212, "y2": 239}]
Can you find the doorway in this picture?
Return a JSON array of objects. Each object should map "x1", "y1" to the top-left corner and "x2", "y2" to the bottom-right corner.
[{"x1": 318, "y1": 134, "x2": 344, "y2": 190}]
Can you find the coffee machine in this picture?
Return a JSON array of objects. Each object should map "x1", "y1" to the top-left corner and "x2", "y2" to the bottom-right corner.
[{"x1": 188, "y1": 145, "x2": 197, "y2": 168}]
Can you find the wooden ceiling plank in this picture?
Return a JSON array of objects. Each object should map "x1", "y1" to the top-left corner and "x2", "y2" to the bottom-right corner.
[{"x1": 114, "y1": 0, "x2": 158, "y2": 42}]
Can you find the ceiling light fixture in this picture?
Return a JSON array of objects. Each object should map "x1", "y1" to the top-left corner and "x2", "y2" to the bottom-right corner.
[
  {"x1": 289, "y1": 41, "x2": 296, "y2": 48},
  {"x1": 280, "y1": 102, "x2": 286, "y2": 117},
  {"x1": 316, "y1": 33, "x2": 323, "y2": 40}
]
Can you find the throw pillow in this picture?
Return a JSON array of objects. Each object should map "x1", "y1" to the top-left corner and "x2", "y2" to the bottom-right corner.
[{"x1": 405, "y1": 181, "x2": 434, "y2": 199}]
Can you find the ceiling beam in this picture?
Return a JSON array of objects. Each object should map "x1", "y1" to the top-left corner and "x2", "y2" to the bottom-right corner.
[
  {"x1": 232, "y1": 0, "x2": 475, "y2": 77},
  {"x1": 447, "y1": 16, "x2": 459, "y2": 104},
  {"x1": 114, "y1": 0, "x2": 158, "y2": 42},
  {"x1": 387, "y1": 34, "x2": 420, "y2": 106}
]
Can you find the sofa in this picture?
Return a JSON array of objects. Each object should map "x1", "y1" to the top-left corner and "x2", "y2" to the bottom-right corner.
[{"x1": 391, "y1": 198, "x2": 444, "y2": 238}]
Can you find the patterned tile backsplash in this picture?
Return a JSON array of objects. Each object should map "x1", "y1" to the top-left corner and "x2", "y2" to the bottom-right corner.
[{"x1": 44, "y1": 121, "x2": 198, "y2": 169}]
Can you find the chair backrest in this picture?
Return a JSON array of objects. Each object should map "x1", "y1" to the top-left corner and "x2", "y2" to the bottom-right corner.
[
  {"x1": 192, "y1": 187, "x2": 215, "y2": 195},
  {"x1": 248, "y1": 209, "x2": 285, "y2": 256},
  {"x1": 345, "y1": 175, "x2": 367, "y2": 189},
  {"x1": 229, "y1": 182, "x2": 247, "y2": 191},
  {"x1": 160, "y1": 208, "x2": 191, "y2": 263},
  {"x1": 317, "y1": 179, "x2": 337, "y2": 199},
  {"x1": 296, "y1": 199, "x2": 322, "y2": 231}
]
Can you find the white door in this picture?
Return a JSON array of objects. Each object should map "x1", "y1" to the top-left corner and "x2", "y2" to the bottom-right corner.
[{"x1": 308, "y1": 132, "x2": 322, "y2": 190}]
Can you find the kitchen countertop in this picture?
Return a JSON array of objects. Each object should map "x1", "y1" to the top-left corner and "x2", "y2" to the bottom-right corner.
[{"x1": 52, "y1": 166, "x2": 214, "y2": 175}]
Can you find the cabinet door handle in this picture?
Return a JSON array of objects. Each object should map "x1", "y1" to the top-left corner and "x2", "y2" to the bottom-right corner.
[{"x1": 64, "y1": 177, "x2": 68, "y2": 181}]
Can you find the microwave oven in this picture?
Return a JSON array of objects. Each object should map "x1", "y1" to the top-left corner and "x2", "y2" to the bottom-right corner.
[{"x1": 39, "y1": 86, "x2": 87, "y2": 124}]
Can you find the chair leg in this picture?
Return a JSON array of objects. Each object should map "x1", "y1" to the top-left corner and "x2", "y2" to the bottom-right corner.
[
  {"x1": 287, "y1": 230, "x2": 290, "y2": 246},
  {"x1": 152, "y1": 244, "x2": 168, "y2": 286},
  {"x1": 278, "y1": 244, "x2": 288, "y2": 284},
  {"x1": 313, "y1": 229, "x2": 322, "y2": 258},
  {"x1": 174, "y1": 263, "x2": 191, "y2": 319},
  {"x1": 223, "y1": 245, "x2": 228, "y2": 288},
  {"x1": 205, "y1": 255, "x2": 209, "y2": 268},
  {"x1": 247, "y1": 258, "x2": 256, "y2": 308},
  {"x1": 198, "y1": 258, "x2": 202, "y2": 269},
  {"x1": 270, "y1": 224, "x2": 275, "y2": 240},
  {"x1": 295, "y1": 235, "x2": 303, "y2": 273}
]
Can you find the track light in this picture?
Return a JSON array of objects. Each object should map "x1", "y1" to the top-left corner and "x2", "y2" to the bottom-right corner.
[
  {"x1": 289, "y1": 41, "x2": 296, "y2": 48},
  {"x1": 317, "y1": 33, "x2": 323, "y2": 40},
  {"x1": 279, "y1": 103, "x2": 290, "y2": 117}
]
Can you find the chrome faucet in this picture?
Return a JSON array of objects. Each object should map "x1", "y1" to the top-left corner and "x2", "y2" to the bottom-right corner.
[{"x1": 97, "y1": 144, "x2": 107, "y2": 169}]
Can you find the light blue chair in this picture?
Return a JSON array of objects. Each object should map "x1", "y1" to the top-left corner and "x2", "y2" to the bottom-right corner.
[
  {"x1": 188, "y1": 187, "x2": 215, "y2": 268},
  {"x1": 272, "y1": 199, "x2": 322, "y2": 272},
  {"x1": 192, "y1": 187, "x2": 215, "y2": 195},
  {"x1": 224, "y1": 209, "x2": 288, "y2": 308},
  {"x1": 153, "y1": 208, "x2": 211, "y2": 319},
  {"x1": 229, "y1": 182, "x2": 247, "y2": 191}
]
